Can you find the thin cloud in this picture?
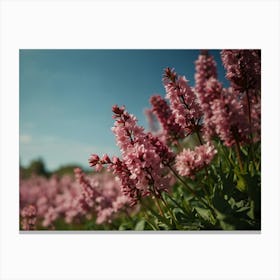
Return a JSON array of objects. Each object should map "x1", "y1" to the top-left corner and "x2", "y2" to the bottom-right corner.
[{"x1": 20, "y1": 134, "x2": 32, "y2": 144}]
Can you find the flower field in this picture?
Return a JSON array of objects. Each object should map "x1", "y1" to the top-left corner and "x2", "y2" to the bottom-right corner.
[{"x1": 20, "y1": 50, "x2": 261, "y2": 230}]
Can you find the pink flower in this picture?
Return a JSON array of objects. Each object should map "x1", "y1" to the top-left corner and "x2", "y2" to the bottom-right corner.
[
  {"x1": 95, "y1": 163, "x2": 103, "y2": 172},
  {"x1": 163, "y1": 68, "x2": 202, "y2": 135},
  {"x1": 175, "y1": 142, "x2": 217, "y2": 179},
  {"x1": 220, "y1": 50, "x2": 261, "y2": 92},
  {"x1": 113, "y1": 106, "x2": 174, "y2": 195},
  {"x1": 149, "y1": 94, "x2": 185, "y2": 144},
  {"x1": 87, "y1": 105, "x2": 175, "y2": 205},
  {"x1": 194, "y1": 51, "x2": 217, "y2": 96},
  {"x1": 200, "y1": 77, "x2": 224, "y2": 140},
  {"x1": 108, "y1": 156, "x2": 141, "y2": 205},
  {"x1": 42, "y1": 207, "x2": 58, "y2": 228},
  {"x1": 21, "y1": 205, "x2": 37, "y2": 230},
  {"x1": 221, "y1": 50, "x2": 261, "y2": 143},
  {"x1": 240, "y1": 91, "x2": 261, "y2": 143},
  {"x1": 96, "y1": 208, "x2": 114, "y2": 224},
  {"x1": 210, "y1": 91, "x2": 250, "y2": 147},
  {"x1": 74, "y1": 168, "x2": 99, "y2": 213},
  {"x1": 20, "y1": 171, "x2": 130, "y2": 227},
  {"x1": 193, "y1": 51, "x2": 222, "y2": 140},
  {"x1": 89, "y1": 154, "x2": 100, "y2": 167},
  {"x1": 101, "y1": 154, "x2": 111, "y2": 164},
  {"x1": 74, "y1": 167, "x2": 132, "y2": 224},
  {"x1": 112, "y1": 104, "x2": 125, "y2": 115},
  {"x1": 21, "y1": 204, "x2": 37, "y2": 218}
]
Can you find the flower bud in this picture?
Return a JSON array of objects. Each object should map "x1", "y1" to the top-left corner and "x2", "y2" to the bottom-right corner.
[
  {"x1": 101, "y1": 154, "x2": 111, "y2": 164},
  {"x1": 89, "y1": 154, "x2": 100, "y2": 167},
  {"x1": 112, "y1": 105, "x2": 125, "y2": 115}
]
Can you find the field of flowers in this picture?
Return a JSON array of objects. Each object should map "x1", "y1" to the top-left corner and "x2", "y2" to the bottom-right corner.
[{"x1": 20, "y1": 50, "x2": 261, "y2": 230}]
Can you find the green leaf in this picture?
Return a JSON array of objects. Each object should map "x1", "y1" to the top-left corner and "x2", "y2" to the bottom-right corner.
[
  {"x1": 134, "y1": 220, "x2": 146, "y2": 231},
  {"x1": 195, "y1": 207, "x2": 210, "y2": 221},
  {"x1": 212, "y1": 190, "x2": 231, "y2": 214},
  {"x1": 247, "y1": 201, "x2": 255, "y2": 220},
  {"x1": 173, "y1": 208, "x2": 187, "y2": 222},
  {"x1": 237, "y1": 176, "x2": 247, "y2": 192},
  {"x1": 119, "y1": 223, "x2": 132, "y2": 230},
  {"x1": 219, "y1": 220, "x2": 236, "y2": 230},
  {"x1": 144, "y1": 219, "x2": 158, "y2": 230},
  {"x1": 157, "y1": 222, "x2": 170, "y2": 230},
  {"x1": 148, "y1": 207, "x2": 174, "y2": 229}
]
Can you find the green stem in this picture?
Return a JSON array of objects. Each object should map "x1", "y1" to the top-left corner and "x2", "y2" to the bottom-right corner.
[
  {"x1": 196, "y1": 130, "x2": 211, "y2": 189},
  {"x1": 168, "y1": 164, "x2": 197, "y2": 196},
  {"x1": 140, "y1": 198, "x2": 160, "y2": 230},
  {"x1": 235, "y1": 138, "x2": 244, "y2": 172},
  {"x1": 220, "y1": 142, "x2": 235, "y2": 169},
  {"x1": 196, "y1": 130, "x2": 203, "y2": 145},
  {"x1": 201, "y1": 183, "x2": 209, "y2": 197},
  {"x1": 159, "y1": 193, "x2": 180, "y2": 229},
  {"x1": 164, "y1": 192, "x2": 187, "y2": 213},
  {"x1": 167, "y1": 164, "x2": 216, "y2": 218},
  {"x1": 175, "y1": 140, "x2": 184, "y2": 152},
  {"x1": 124, "y1": 209, "x2": 133, "y2": 222},
  {"x1": 245, "y1": 90, "x2": 253, "y2": 140},
  {"x1": 154, "y1": 195, "x2": 164, "y2": 217},
  {"x1": 246, "y1": 90, "x2": 258, "y2": 167}
]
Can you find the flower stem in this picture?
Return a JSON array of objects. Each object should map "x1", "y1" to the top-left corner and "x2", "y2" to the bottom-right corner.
[
  {"x1": 245, "y1": 90, "x2": 253, "y2": 139},
  {"x1": 164, "y1": 192, "x2": 186, "y2": 212},
  {"x1": 235, "y1": 138, "x2": 244, "y2": 172},
  {"x1": 196, "y1": 130, "x2": 203, "y2": 145},
  {"x1": 154, "y1": 195, "x2": 164, "y2": 217},
  {"x1": 220, "y1": 142, "x2": 235, "y2": 168},
  {"x1": 167, "y1": 164, "x2": 197, "y2": 196},
  {"x1": 139, "y1": 197, "x2": 160, "y2": 230},
  {"x1": 245, "y1": 90, "x2": 256, "y2": 166},
  {"x1": 159, "y1": 193, "x2": 180, "y2": 229}
]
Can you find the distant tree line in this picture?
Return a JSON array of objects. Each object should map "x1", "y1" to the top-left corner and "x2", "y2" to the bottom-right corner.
[{"x1": 20, "y1": 158, "x2": 86, "y2": 179}]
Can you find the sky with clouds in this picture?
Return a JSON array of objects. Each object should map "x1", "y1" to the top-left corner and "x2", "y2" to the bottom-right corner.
[{"x1": 20, "y1": 49, "x2": 228, "y2": 171}]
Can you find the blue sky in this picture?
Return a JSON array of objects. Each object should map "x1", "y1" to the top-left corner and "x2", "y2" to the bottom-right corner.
[{"x1": 20, "y1": 49, "x2": 228, "y2": 171}]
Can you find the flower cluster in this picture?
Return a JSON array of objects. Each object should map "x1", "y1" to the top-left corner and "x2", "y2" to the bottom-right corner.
[
  {"x1": 88, "y1": 50, "x2": 261, "y2": 208},
  {"x1": 74, "y1": 168, "x2": 130, "y2": 224},
  {"x1": 210, "y1": 90, "x2": 250, "y2": 146},
  {"x1": 149, "y1": 95, "x2": 185, "y2": 144},
  {"x1": 175, "y1": 143, "x2": 217, "y2": 179},
  {"x1": 193, "y1": 52, "x2": 223, "y2": 140},
  {"x1": 20, "y1": 175, "x2": 81, "y2": 228},
  {"x1": 89, "y1": 105, "x2": 175, "y2": 204},
  {"x1": 21, "y1": 205, "x2": 37, "y2": 230},
  {"x1": 221, "y1": 50, "x2": 261, "y2": 92},
  {"x1": 163, "y1": 68, "x2": 202, "y2": 135},
  {"x1": 20, "y1": 171, "x2": 129, "y2": 229},
  {"x1": 194, "y1": 50, "x2": 217, "y2": 96}
]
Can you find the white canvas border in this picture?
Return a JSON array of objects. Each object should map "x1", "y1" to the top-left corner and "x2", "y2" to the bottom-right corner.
[{"x1": 0, "y1": 0, "x2": 279, "y2": 279}]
